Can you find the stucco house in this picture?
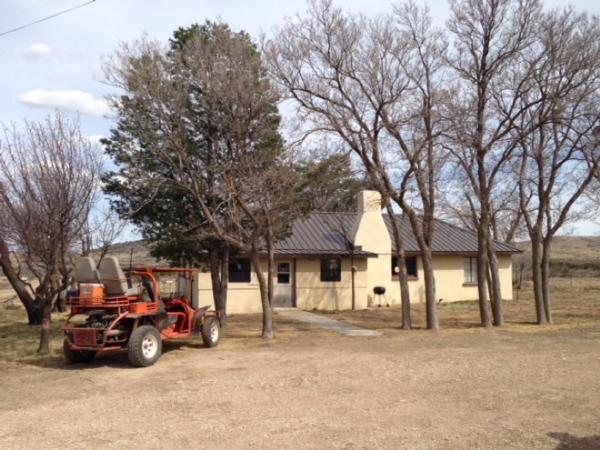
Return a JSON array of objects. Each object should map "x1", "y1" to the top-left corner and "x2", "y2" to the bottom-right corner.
[{"x1": 196, "y1": 191, "x2": 519, "y2": 314}]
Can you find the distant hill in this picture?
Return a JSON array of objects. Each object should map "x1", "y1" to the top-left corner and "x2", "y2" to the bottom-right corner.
[
  {"x1": 0, "y1": 240, "x2": 157, "y2": 298},
  {"x1": 515, "y1": 235, "x2": 600, "y2": 278},
  {"x1": 100, "y1": 240, "x2": 157, "y2": 267}
]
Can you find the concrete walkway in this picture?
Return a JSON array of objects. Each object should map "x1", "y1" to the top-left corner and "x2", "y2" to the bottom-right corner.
[{"x1": 276, "y1": 309, "x2": 381, "y2": 337}]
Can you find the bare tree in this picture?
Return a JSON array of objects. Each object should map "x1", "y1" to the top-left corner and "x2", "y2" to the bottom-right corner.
[
  {"x1": 91, "y1": 207, "x2": 128, "y2": 265},
  {"x1": 440, "y1": 174, "x2": 527, "y2": 245},
  {"x1": 515, "y1": 8, "x2": 600, "y2": 323},
  {"x1": 445, "y1": 0, "x2": 543, "y2": 327},
  {"x1": 0, "y1": 113, "x2": 101, "y2": 352},
  {"x1": 266, "y1": 0, "x2": 449, "y2": 329}
]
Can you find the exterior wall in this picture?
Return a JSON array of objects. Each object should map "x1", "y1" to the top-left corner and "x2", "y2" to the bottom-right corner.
[
  {"x1": 295, "y1": 257, "x2": 368, "y2": 310},
  {"x1": 351, "y1": 191, "x2": 393, "y2": 305},
  {"x1": 196, "y1": 256, "x2": 370, "y2": 313},
  {"x1": 196, "y1": 253, "x2": 513, "y2": 312},
  {"x1": 196, "y1": 259, "x2": 264, "y2": 314},
  {"x1": 384, "y1": 254, "x2": 514, "y2": 305}
]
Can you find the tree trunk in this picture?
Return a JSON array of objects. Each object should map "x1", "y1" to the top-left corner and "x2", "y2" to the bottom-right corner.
[
  {"x1": 209, "y1": 246, "x2": 229, "y2": 324},
  {"x1": 421, "y1": 248, "x2": 439, "y2": 330},
  {"x1": 530, "y1": 233, "x2": 548, "y2": 324},
  {"x1": 477, "y1": 214, "x2": 492, "y2": 328},
  {"x1": 0, "y1": 238, "x2": 42, "y2": 324},
  {"x1": 350, "y1": 254, "x2": 356, "y2": 310},
  {"x1": 54, "y1": 293, "x2": 66, "y2": 313},
  {"x1": 38, "y1": 300, "x2": 52, "y2": 354},
  {"x1": 487, "y1": 243, "x2": 504, "y2": 326},
  {"x1": 386, "y1": 208, "x2": 411, "y2": 329},
  {"x1": 251, "y1": 252, "x2": 273, "y2": 339},
  {"x1": 219, "y1": 246, "x2": 229, "y2": 325},
  {"x1": 541, "y1": 238, "x2": 553, "y2": 324},
  {"x1": 266, "y1": 226, "x2": 275, "y2": 308},
  {"x1": 486, "y1": 260, "x2": 494, "y2": 311}
]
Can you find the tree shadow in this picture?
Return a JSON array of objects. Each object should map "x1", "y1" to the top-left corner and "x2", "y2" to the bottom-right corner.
[
  {"x1": 548, "y1": 432, "x2": 600, "y2": 450},
  {"x1": 23, "y1": 339, "x2": 210, "y2": 370}
]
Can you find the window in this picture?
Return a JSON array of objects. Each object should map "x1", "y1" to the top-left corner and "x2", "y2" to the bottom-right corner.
[
  {"x1": 277, "y1": 262, "x2": 290, "y2": 284},
  {"x1": 320, "y1": 258, "x2": 341, "y2": 282},
  {"x1": 464, "y1": 257, "x2": 478, "y2": 284},
  {"x1": 391, "y1": 256, "x2": 418, "y2": 278},
  {"x1": 229, "y1": 258, "x2": 251, "y2": 283}
]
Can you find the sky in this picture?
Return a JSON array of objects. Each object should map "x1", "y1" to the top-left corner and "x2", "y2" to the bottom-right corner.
[{"x1": 1, "y1": 0, "x2": 600, "y2": 236}]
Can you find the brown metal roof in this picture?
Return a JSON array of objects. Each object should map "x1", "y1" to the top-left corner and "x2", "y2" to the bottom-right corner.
[
  {"x1": 382, "y1": 215, "x2": 520, "y2": 254},
  {"x1": 273, "y1": 212, "x2": 520, "y2": 256},
  {"x1": 274, "y1": 212, "x2": 375, "y2": 257}
]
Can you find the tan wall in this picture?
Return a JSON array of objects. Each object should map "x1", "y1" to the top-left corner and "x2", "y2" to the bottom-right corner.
[
  {"x1": 383, "y1": 254, "x2": 514, "y2": 305},
  {"x1": 196, "y1": 256, "x2": 370, "y2": 313},
  {"x1": 295, "y1": 257, "x2": 368, "y2": 310},
  {"x1": 196, "y1": 253, "x2": 513, "y2": 312},
  {"x1": 196, "y1": 260, "x2": 264, "y2": 314}
]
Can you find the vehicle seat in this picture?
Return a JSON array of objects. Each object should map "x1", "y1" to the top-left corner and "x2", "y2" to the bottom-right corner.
[
  {"x1": 98, "y1": 256, "x2": 139, "y2": 297},
  {"x1": 74, "y1": 256, "x2": 101, "y2": 283}
]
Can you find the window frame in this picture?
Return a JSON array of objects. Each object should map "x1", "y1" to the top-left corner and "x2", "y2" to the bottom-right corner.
[
  {"x1": 276, "y1": 262, "x2": 290, "y2": 285},
  {"x1": 464, "y1": 256, "x2": 478, "y2": 284},
  {"x1": 320, "y1": 258, "x2": 342, "y2": 282},
  {"x1": 391, "y1": 256, "x2": 418, "y2": 279},
  {"x1": 229, "y1": 258, "x2": 251, "y2": 283}
]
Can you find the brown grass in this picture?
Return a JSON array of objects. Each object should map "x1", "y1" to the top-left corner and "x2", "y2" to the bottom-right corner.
[
  {"x1": 0, "y1": 276, "x2": 599, "y2": 364},
  {"x1": 316, "y1": 277, "x2": 600, "y2": 332},
  {"x1": 515, "y1": 235, "x2": 600, "y2": 277}
]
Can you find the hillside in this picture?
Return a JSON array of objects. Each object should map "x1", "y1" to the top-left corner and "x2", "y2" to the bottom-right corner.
[
  {"x1": 0, "y1": 241, "x2": 157, "y2": 302},
  {"x1": 515, "y1": 235, "x2": 600, "y2": 278}
]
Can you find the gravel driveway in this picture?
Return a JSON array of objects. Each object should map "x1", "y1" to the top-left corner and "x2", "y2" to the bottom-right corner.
[{"x1": 1, "y1": 315, "x2": 599, "y2": 449}]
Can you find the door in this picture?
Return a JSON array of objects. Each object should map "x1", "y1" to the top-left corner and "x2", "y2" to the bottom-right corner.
[{"x1": 273, "y1": 261, "x2": 294, "y2": 307}]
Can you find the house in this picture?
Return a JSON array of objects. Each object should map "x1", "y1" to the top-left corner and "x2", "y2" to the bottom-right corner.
[{"x1": 196, "y1": 190, "x2": 519, "y2": 314}]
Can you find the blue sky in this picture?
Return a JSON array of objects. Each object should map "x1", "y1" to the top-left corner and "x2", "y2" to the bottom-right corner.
[{"x1": 1, "y1": 0, "x2": 600, "y2": 236}]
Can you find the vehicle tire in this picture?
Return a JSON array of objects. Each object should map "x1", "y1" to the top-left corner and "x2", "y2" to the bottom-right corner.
[
  {"x1": 63, "y1": 339, "x2": 96, "y2": 363},
  {"x1": 128, "y1": 325, "x2": 162, "y2": 367},
  {"x1": 201, "y1": 317, "x2": 221, "y2": 348}
]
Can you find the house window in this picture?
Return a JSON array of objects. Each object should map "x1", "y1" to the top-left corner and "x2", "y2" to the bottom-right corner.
[
  {"x1": 464, "y1": 257, "x2": 478, "y2": 284},
  {"x1": 229, "y1": 258, "x2": 251, "y2": 283},
  {"x1": 391, "y1": 256, "x2": 418, "y2": 278},
  {"x1": 277, "y1": 262, "x2": 290, "y2": 284},
  {"x1": 320, "y1": 258, "x2": 341, "y2": 282}
]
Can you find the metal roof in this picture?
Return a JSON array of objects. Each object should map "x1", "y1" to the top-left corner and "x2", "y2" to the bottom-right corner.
[
  {"x1": 382, "y1": 214, "x2": 520, "y2": 254},
  {"x1": 274, "y1": 212, "x2": 375, "y2": 257},
  {"x1": 273, "y1": 212, "x2": 520, "y2": 256}
]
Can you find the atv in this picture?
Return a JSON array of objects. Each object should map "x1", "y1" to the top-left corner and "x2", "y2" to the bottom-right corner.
[{"x1": 63, "y1": 256, "x2": 221, "y2": 367}]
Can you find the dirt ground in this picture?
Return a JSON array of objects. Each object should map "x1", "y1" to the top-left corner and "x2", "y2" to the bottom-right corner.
[{"x1": 1, "y1": 280, "x2": 600, "y2": 449}]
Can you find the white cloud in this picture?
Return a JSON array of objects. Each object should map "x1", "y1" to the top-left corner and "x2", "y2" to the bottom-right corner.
[
  {"x1": 88, "y1": 134, "x2": 105, "y2": 145},
  {"x1": 22, "y1": 43, "x2": 52, "y2": 59},
  {"x1": 19, "y1": 89, "x2": 112, "y2": 116}
]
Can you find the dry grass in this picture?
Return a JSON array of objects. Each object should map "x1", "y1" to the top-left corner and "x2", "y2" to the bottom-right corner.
[
  {"x1": 0, "y1": 309, "x2": 332, "y2": 364},
  {"x1": 317, "y1": 277, "x2": 600, "y2": 332},
  {"x1": 0, "y1": 309, "x2": 69, "y2": 362},
  {"x1": 515, "y1": 235, "x2": 600, "y2": 277},
  {"x1": 1, "y1": 276, "x2": 599, "y2": 365}
]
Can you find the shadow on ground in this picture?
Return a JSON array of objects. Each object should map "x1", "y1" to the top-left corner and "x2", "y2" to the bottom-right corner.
[{"x1": 548, "y1": 432, "x2": 600, "y2": 449}]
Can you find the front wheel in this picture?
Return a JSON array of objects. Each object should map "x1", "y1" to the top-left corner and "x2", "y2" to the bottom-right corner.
[
  {"x1": 63, "y1": 339, "x2": 96, "y2": 363},
  {"x1": 201, "y1": 317, "x2": 221, "y2": 348},
  {"x1": 128, "y1": 325, "x2": 162, "y2": 367}
]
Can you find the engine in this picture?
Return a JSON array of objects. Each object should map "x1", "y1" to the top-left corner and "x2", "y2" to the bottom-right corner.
[{"x1": 88, "y1": 316, "x2": 111, "y2": 329}]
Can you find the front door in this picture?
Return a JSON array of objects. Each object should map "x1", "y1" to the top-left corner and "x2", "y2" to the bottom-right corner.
[{"x1": 273, "y1": 260, "x2": 294, "y2": 307}]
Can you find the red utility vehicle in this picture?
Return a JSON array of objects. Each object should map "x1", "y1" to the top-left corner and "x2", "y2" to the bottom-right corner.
[{"x1": 63, "y1": 256, "x2": 220, "y2": 367}]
